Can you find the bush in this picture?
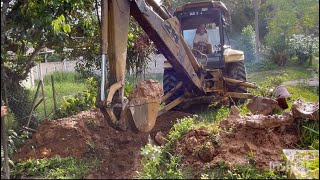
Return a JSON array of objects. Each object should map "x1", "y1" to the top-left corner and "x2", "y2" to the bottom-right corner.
[
  {"x1": 265, "y1": 32, "x2": 290, "y2": 66},
  {"x1": 241, "y1": 25, "x2": 256, "y2": 63},
  {"x1": 288, "y1": 34, "x2": 319, "y2": 65},
  {"x1": 54, "y1": 77, "x2": 97, "y2": 118}
]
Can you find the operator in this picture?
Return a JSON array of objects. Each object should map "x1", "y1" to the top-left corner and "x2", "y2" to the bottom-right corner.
[
  {"x1": 1, "y1": 106, "x2": 7, "y2": 118},
  {"x1": 193, "y1": 24, "x2": 213, "y2": 54}
]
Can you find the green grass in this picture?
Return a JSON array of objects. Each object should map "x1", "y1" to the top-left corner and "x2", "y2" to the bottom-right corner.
[
  {"x1": 32, "y1": 72, "x2": 87, "y2": 120},
  {"x1": 247, "y1": 65, "x2": 316, "y2": 83},
  {"x1": 195, "y1": 162, "x2": 286, "y2": 179},
  {"x1": 11, "y1": 156, "x2": 97, "y2": 179},
  {"x1": 285, "y1": 85, "x2": 319, "y2": 110}
]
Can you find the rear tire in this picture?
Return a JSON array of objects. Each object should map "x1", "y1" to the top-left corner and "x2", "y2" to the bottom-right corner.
[
  {"x1": 163, "y1": 68, "x2": 184, "y2": 110},
  {"x1": 225, "y1": 61, "x2": 248, "y2": 104}
]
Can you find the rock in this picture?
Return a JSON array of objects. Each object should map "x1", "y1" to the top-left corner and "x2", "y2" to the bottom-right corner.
[
  {"x1": 244, "y1": 141, "x2": 257, "y2": 151},
  {"x1": 291, "y1": 99, "x2": 319, "y2": 121},
  {"x1": 229, "y1": 106, "x2": 240, "y2": 117},
  {"x1": 147, "y1": 134, "x2": 157, "y2": 146},
  {"x1": 244, "y1": 112, "x2": 294, "y2": 129},
  {"x1": 154, "y1": 131, "x2": 166, "y2": 146},
  {"x1": 247, "y1": 96, "x2": 279, "y2": 115}
]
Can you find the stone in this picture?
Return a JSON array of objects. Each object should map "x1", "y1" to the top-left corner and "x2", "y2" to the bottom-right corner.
[
  {"x1": 291, "y1": 99, "x2": 319, "y2": 121},
  {"x1": 154, "y1": 131, "x2": 166, "y2": 146},
  {"x1": 247, "y1": 96, "x2": 279, "y2": 115}
]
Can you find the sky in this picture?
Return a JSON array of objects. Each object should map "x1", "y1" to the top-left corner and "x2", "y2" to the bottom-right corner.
[{"x1": 155, "y1": 0, "x2": 162, "y2": 4}]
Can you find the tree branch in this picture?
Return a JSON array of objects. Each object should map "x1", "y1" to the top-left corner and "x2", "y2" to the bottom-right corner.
[
  {"x1": 95, "y1": 0, "x2": 101, "y2": 28},
  {"x1": 21, "y1": 41, "x2": 46, "y2": 78}
]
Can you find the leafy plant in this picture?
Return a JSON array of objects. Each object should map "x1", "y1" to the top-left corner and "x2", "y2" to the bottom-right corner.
[
  {"x1": 249, "y1": 74, "x2": 288, "y2": 97},
  {"x1": 54, "y1": 77, "x2": 97, "y2": 118},
  {"x1": 288, "y1": 34, "x2": 319, "y2": 65},
  {"x1": 299, "y1": 120, "x2": 319, "y2": 150},
  {"x1": 199, "y1": 161, "x2": 286, "y2": 179},
  {"x1": 1, "y1": 130, "x2": 31, "y2": 170},
  {"x1": 138, "y1": 116, "x2": 195, "y2": 179},
  {"x1": 247, "y1": 149, "x2": 256, "y2": 166},
  {"x1": 11, "y1": 156, "x2": 97, "y2": 179},
  {"x1": 124, "y1": 79, "x2": 135, "y2": 97}
]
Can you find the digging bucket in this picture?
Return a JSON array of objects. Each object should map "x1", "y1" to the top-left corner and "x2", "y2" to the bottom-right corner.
[{"x1": 128, "y1": 98, "x2": 160, "y2": 132}]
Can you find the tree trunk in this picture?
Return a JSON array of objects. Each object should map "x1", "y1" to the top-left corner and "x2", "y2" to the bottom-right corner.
[{"x1": 254, "y1": 0, "x2": 260, "y2": 63}]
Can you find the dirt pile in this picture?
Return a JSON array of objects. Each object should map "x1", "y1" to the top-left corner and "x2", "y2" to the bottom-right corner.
[
  {"x1": 173, "y1": 111, "x2": 299, "y2": 172},
  {"x1": 171, "y1": 99, "x2": 310, "y2": 174},
  {"x1": 13, "y1": 109, "x2": 191, "y2": 179}
]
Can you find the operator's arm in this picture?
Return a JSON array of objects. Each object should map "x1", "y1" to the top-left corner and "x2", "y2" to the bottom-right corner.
[{"x1": 193, "y1": 34, "x2": 199, "y2": 48}]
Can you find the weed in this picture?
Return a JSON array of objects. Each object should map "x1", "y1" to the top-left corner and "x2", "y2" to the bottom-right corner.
[
  {"x1": 138, "y1": 116, "x2": 195, "y2": 179},
  {"x1": 11, "y1": 156, "x2": 97, "y2": 179},
  {"x1": 138, "y1": 144, "x2": 183, "y2": 179},
  {"x1": 247, "y1": 150, "x2": 256, "y2": 166},
  {"x1": 85, "y1": 118, "x2": 98, "y2": 130},
  {"x1": 285, "y1": 85, "x2": 319, "y2": 109},
  {"x1": 166, "y1": 116, "x2": 195, "y2": 146},
  {"x1": 249, "y1": 74, "x2": 288, "y2": 97},
  {"x1": 299, "y1": 120, "x2": 319, "y2": 150},
  {"x1": 86, "y1": 141, "x2": 96, "y2": 153}
]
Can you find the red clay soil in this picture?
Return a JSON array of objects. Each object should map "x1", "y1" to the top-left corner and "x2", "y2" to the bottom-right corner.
[
  {"x1": 13, "y1": 109, "x2": 191, "y2": 179},
  {"x1": 129, "y1": 80, "x2": 163, "y2": 100},
  {"x1": 173, "y1": 113, "x2": 299, "y2": 178}
]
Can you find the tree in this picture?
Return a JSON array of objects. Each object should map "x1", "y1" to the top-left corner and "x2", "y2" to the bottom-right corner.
[
  {"x1": 241, "y1": 25, "x2": 256, "y2": 63},
  {"x1": 264, "y1": 0, "x2": 319, "y2": 66},
  {"x1": 1, "y1": 0, "x2": 96, "y2": 128}
]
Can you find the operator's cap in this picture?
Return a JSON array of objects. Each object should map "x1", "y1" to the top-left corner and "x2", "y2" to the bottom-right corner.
[{"x1": 272, "y1": 85, "x2": 290, "y2": 99}]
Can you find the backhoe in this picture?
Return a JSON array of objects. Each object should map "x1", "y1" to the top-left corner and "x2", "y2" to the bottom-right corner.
[{"x1": 96, "y1": 0, "x2": 256, "y2": 133}]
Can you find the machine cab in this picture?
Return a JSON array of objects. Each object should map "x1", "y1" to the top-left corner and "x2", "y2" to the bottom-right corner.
[{"x1": 174, "y1": 1, "x2": 230, "y2": 69}]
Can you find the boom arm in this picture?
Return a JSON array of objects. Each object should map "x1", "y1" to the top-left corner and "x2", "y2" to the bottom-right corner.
[{"x1": 99, "y1": 0, "x2": 206, "y2": 132}]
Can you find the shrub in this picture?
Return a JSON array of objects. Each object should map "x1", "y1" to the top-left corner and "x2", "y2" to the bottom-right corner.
[
  {"x1": 54, "y1": 77, "x2": 97, "y2": 118},
  {"x1": 265, "y1": 32, "x2": 290, "y2": 66},
  {"x1": 288, "y1": 34, "x2": 319, "y2": 65}
]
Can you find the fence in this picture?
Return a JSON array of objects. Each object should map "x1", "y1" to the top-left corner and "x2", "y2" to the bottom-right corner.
[
  {"x1": 21, "y1": 54, "x2": 166, "y2": 89},
  {"x1": 21, "y1": 60, "x2": 78, "y2": 89}
]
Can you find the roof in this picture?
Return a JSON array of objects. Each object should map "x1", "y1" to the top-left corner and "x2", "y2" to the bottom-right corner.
[
  {"x1": 173, "y1": 1, "x2": 230, "y2": 30},
  {"x1": 175, "y1": 1, "x2": 229, "y2": 19}
]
